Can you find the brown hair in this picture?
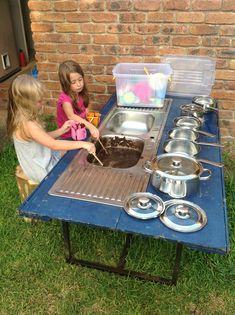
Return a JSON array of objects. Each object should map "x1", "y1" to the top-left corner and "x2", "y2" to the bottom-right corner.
[
  {"x1": 7, "y1": 74, "x2": 44, "y2": 139},
  {"x1": 58, "y1": 60, "x2": 89, "y2": 112}
]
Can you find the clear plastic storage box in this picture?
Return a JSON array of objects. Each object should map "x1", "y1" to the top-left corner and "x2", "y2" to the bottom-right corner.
[
  {"x1": 160, "y1": 55, "x2": 216, "y2": 97},
  {"x1": 112, "y1": 63, "x2": 172, "y2": 107}
]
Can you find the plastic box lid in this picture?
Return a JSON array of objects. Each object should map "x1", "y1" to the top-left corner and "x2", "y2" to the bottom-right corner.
[{"x1": 161, "y1": 55, "x2": 216, "y2": 97}]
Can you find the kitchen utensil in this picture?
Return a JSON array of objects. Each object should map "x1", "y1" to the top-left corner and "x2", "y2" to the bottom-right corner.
[
  {"x1": 98, "y1": 138, "x2": 109, "y2": 155},
  {"x1": 160, "y1": 199, "x2": 207, "y2": 233},
  {"x1": 163, "y1": 139, "x2": 222, "y2": 157},
  {"x1": 168, "y1": 127, "x2": 213, "y2": 142},
  {"x1": 143, "y1": 153, "x2": 212, "y2": 198},
  {"x1": 192, "y1": 96, "x2": 218, "y2": 113},
  {"x1": 169, "y1": 126, "x2": 215, "y2": 138},
  {"x1": 123, "y1": 192, "x2": 165, "y2": 220},
  {"x1": 180, "y1": 103, "x2": 205, "y2": 119},
  {"x1": 174, "y1": 116, "x2": 202, "y2": 129},
  {"x1": 92, "y1": 153, "x2": 103, "y2": 166}
]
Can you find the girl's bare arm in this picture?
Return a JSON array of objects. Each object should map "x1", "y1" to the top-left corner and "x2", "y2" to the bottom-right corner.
[{"x1": 25, "y1": 121, "x2": 96, "y2": 153}]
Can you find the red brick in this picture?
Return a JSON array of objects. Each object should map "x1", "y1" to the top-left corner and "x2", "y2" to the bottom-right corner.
[
  {"x1": 134, "y1": 0, "x2": 160, "y2": 11},
  {"x1": 212, "y1": 90, "x2": 235, "y2": 100},
  {"x1": 118, "y1": 56, "x2": 142, "y2": 63},
  {"x1": 35, "y1": 43, "x2": 57, "y2": 52},
  {"x1": 79, "y1": 0, "x2": 105, "y2": 11},
  {"x1": 66, "y1": 13, "x2": 91, "y2": 23},
  {"x1": 172, "y1": 36, "x2": 201, "y2": 46},
  {"x1": 206, "y1": 13, "x2": 235, "y2": 24},
  {"x1": 81, "y1": 24, "x2": 105, "y2": 33},
  {"x1": 148, "y1": 12, "x2": 174, "y2": 22},
  {"x1": 187, "y1": 47, "x2": 216, "y2": 57},
  {"x1": 224, "y1": 82, "x2": 235, "y2": 90},
  {"x1": 31, "y1": 23, "x2": 54, "y2": 32},
  {"x1": 230, "y1": 60, "x2": 235, "y2": 69},
  {"x1": 55, "y1": 23, "x2": 80, "y2": 33},
  {"x1": 93, "y1": 56, "x2": 117, "y2": 65},
  {"x1": 30, "y1": 12, "x2": 41, "y2": 22},
  {"x1": 202, "y1": 37, "x2": 230, "y2": 47},
  {"x1": 176, "y1": 12, "x2": 205, "y2": 23},
  {"x1": 37, "y1": 63, "x2": 58, "y2": 72},
  {"x1": 220, "y1": 101, "x2": 235, "y2": 110},
  {"x1": 44, "y1": 33, "x2": 68, "y2": 43},
  {"x1": 69, "y1": 34, "x2": 91, "y2": 44},
  {"x1": 145, "y1": 36, "x2": 170, "y2": 45},
  {"x1": 222, "y1": 0, "x2": 235, "y2": 10},
  {"x1": 163, "y1": 0, "x2": 190, "y2": 10},
  {"x1": 219, "y1": 26, "x2": 235, "y2": 36},
  {"x1": 162, "y1": 25, "x2": 188, "y2": 35},
  {"x1": 120, "y1": 13, "x2": 145, "y2": 23},
  {"x1": 42, "y1": 13, "x2": 65, "y2": 22},
  {"x1": 95, "y1": 75, "x2": 114, "y2": 84},
  {"x1": 192, "y1": 0, "x2": 222, "y2": 10},
  {"x1": 119, "y1": 35, "x2": 144, "y2": 45},
  {"x1": 159, "y1": 47, "x2": 187, "y2": 55},
  {"x1": 216, "y1": 70, "x2": 235, "y2": 81},
  {"x1": 93, "y1": 35, "x2": 118, "y2": 44},
  {"x1": 54, "y1": 1, "x2": 78, "y2": 11},
  {"x1": 135, "y1": 24, "x2": 161, "y2": 34},
  {"x1": 190, "y1": 25, "x2": 218, "y2": 35},
  {"x1": 216, "y1": 59, "x2": 228, "y2": 69},
  {"x1": 107, "y1": 1, "x2": 132, "y2": 11},
  {"x1": 107, "y1": 24, "x2": 132, "y2": 34},
  {"x1": 87, "y1": 84, "x2": 105, "y2": 93},
  {"x1": 91, "y1": 13, "x2": 118, "y2": 22},
  {"x1": 28, "y1": 1, "x2": 52, "y2": 11}
]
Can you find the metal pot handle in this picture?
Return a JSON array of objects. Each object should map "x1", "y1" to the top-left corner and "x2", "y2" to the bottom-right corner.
[
  {"x1": 198, "y1": 159, "x2": 224, "y2": 168},
  {"x1": 196, "y1": 130, "x2": 215, "y2": 138},
  {"x1": 199, "y1": 168, "x2": 212, "y2": 181},
  {"x1": 196, "y1": 141, "x2": 223, "y2": 148},
  {"x1": 143, "y1": 160, "x2": 153, "y2": 174}
]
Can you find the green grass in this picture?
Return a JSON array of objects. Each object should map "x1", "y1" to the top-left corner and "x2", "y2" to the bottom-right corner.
[{"x1": 0, "y1": 139, "x2": 235, "y2": 315}]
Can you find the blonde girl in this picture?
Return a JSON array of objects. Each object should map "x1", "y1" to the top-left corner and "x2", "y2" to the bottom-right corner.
[
  {"x1": 57, "y1": 60, "x2": 99, "y2": 139},
  {"x1": 7, "y1": 74, "x2": 95, "y2": 183}
]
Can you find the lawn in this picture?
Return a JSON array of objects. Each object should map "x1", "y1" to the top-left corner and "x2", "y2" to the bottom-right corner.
[{"x1": 0, "y1": 139, "x2": 234, "y2": 315}]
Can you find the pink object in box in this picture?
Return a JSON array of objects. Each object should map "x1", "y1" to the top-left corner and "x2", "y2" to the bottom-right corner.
[{"x1": 71, "y1": 122, "x2": 87, "y2": 141}]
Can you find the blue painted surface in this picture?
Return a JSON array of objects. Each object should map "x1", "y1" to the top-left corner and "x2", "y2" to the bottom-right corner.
[{"x1": 19, "y1": 93, "x2": 229, "y2": 255}]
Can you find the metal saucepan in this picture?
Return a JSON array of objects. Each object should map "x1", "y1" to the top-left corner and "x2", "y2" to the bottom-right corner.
[
  {"x1": 168, "y1": 127, "x2": 215, "y2": 142},
  {"x1": 143, "y1": 153, "x2": 213, "y2": 198},
  {"x1": 163, "y1": 139, "x2": 223, "y2": 157},
  {"x1": 192, "y1": 96, "x2": 218, "y2": 113},
  {"x1": 180, "y1": 103, "x2": 205, "y2": 119},
  {"x1": 174, "y1": 116, "x2": 215, "y2": 137}
]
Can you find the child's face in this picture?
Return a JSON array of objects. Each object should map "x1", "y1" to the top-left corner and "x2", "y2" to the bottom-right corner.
[{"x1": 70, "y1": 72, "x2": 84, "y2": 94}]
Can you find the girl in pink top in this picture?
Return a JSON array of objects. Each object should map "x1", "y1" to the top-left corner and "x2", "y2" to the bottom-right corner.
[{"x1": 57, "y1": 60, "x2": 99, "y2": 139}]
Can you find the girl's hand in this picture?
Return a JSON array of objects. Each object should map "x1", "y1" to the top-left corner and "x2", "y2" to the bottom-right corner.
[
  {"x1": 60, "y1": 120, "x2": 74, "y2": 134},
  {"x1": 89, "y1": 124, "x2": 100, "y2": 139},
  {"x1": 83, "y1": 142, "x2": 96, "y2": 155}
]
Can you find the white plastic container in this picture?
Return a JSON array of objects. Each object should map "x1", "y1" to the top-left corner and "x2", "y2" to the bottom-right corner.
[
  {"x1": 161, "y1": 55, "x2": 216, "y2": 97},
  {"x1": 112, "y1": 63, "x2": 172, "y2": 107}
]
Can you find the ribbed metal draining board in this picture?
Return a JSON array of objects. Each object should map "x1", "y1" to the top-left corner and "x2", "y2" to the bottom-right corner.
[{"x1": 49, "y1": 155, "x2": 150, "y2": 207}]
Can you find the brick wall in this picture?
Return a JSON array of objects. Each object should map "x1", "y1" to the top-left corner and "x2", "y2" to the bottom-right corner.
[{"x1": 2, "y1": 0, "x2": 235, "y2": 151}]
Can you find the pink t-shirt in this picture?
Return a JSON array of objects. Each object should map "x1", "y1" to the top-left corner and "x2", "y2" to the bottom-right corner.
[{"x1": 57, "y1": 92, "x2": 86, "y2": 139}]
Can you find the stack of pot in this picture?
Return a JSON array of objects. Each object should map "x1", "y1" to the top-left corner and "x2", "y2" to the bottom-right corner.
[{"x1": 143, "y1": 96, "x2": 223, "y2": 199}]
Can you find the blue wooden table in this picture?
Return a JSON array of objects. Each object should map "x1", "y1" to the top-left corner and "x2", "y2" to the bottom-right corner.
[{"x1": 19, "y1": 94, "x2": 229, "y2": 285}]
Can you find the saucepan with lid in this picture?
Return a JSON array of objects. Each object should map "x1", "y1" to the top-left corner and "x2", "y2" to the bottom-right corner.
[
  {"x1": 123, "y1": 192, "x2": 207, "y2": 233},
  {"x1": 192, "y1": 96, "x2": 218, "y2": 113},
  {"x1": 143, "y1": 153, "x2": 213, "y2": 198},
  {"x1": 168, "y1": 127, "x2": 215, "y2": 142},
  {"x1": 163, "y1": 138, "x2": 223, "y2": 158},
  {"x1": 173, "y1": 116, "x2": 215, "y2": 137},
  {"x1": 180, "y1": 103, "x2": 205, "y2": 119}
]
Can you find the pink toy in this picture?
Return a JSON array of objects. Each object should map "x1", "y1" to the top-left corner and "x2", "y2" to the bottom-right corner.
[
  {"x1": 131, "y1": 81, "x2": 152, "y2": 103},
  {"x1": 71, "y1": 122, "x2": 87, "y2": 141}
]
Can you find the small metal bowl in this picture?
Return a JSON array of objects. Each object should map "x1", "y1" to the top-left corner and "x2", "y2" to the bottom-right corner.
[{"x1": 180, "y1": 103, "x2": 205, "y2": 119}]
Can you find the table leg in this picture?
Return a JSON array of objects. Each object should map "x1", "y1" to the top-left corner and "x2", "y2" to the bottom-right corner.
[{"x1": 61, "y1": 221, "x2": 183, "y2": 285}]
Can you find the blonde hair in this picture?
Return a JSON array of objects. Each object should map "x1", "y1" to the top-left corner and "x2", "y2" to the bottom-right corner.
[{"x1": 7, "y1": 74, "x2": 44, "y2": 139}]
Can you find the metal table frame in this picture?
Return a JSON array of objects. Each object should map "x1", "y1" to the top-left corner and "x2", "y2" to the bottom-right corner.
[{"x1": 62, "y1": 221, "x2": 183, "y2": 285}]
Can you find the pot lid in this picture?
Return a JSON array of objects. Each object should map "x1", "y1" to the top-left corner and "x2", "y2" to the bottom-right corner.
[
  {"x1": 174, "y1": 116, "x2": 201, "y2": 129},
  {"x1": 123, "y1": 192, "x2": 165, "y2": 220},
  {"x1": 180, "y1": 103, "x2": 204, "y2": 114},
  {"x1": 192, "y1": 96, "x2": 215, "y2": 107},
  {"x1": 160, "y1": 200, "x2": 207, "y2": 233},
  {"x1": 152, "y1": 153, "x2": 201, "y2": 177}
]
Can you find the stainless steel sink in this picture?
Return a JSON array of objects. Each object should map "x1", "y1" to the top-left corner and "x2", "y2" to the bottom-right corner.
[
  {"x1": 49, "y1": 100, "x2": 172, "y2": 206},
  {"x1": 105, "y1": 111, "x2": 155, "y2": 135}
]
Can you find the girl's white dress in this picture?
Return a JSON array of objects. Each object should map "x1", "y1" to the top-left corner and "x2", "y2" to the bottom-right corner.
[{"x1": 13, "y1": 136, "x2": 61, "y2": 183}]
